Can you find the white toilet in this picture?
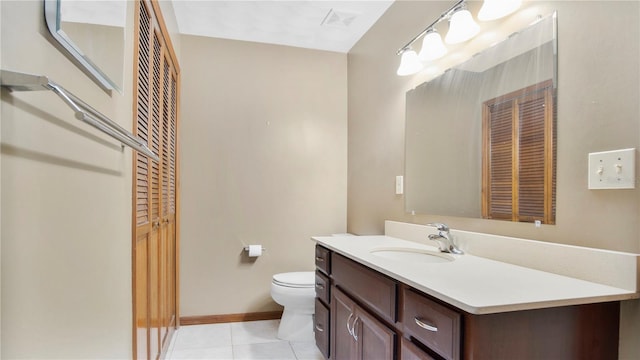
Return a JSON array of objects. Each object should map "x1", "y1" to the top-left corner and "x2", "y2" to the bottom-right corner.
[{"x1": 270, "y1": 271, "x2": 316, "y2": 341}]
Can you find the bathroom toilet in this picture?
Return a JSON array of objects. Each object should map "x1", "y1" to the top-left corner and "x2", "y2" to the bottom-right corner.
[{"x1": 270, "y1": 271, "x2": 316, "y2": 341}]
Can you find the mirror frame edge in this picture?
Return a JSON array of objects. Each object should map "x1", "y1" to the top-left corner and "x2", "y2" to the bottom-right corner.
[{"x1": 43, "y1": 0, "x2": 122, "y2": 93}]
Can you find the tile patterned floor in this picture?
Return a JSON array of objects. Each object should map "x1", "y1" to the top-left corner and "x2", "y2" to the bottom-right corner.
[{"x1": 166, "y1": 320, "x2": 324, "y2": 360}]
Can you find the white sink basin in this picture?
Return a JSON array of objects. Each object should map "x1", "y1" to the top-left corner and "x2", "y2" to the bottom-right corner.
[{"x1": 370, "y1": 247, "x2": 455, "y2": 263}]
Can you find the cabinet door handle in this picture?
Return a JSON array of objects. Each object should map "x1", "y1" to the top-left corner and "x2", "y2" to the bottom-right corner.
[
  {"x1": 414, "y1": 317, "x2": 438, "y2": 332},
  {"x1": 315, "y1": 283, "x2": 325, "y2": 290},
  {"x1": 315, "y1": 256, "x2": 325, "y2": 262},
  {"x1": 352, "y1": 317, "x2": 359, "y2": 341},
  {"x1": 346, "y1": 313, "x2": 355, "y2": 336},
  {"x1": 315, "y1": 323, "x2": 324, "y2": 332}
]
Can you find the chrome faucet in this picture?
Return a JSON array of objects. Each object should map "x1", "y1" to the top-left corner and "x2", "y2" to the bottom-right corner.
[{"x1": 427, "y1": 223, "x2": 464, "y2": 254}]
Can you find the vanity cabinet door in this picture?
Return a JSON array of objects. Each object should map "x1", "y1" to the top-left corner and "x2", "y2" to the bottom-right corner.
[
  {"x1": 331, "y1": 287, "x2": 357, "y2": 360},
  {"x1": 356, "y1": 305, "x2": 395, "y2": 360},
  {"x1": 331, "y1": 287, "x2": 395, "y2": 360}
]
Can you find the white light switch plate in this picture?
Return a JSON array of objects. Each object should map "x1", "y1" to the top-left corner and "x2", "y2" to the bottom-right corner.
[
  {"x1": 395, "y1": 175, "x2": 404, "y2": 195},
  {"x1": 588, "y1": 148, "x2": 636, "y2": 189}
]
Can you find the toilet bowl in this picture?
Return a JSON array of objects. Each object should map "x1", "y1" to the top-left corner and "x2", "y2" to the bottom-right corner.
[{"x1": 270, "y1": 271, "x2": 316, "y2": 341}]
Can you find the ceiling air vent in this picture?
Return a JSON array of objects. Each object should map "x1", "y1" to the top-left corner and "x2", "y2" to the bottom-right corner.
[{"x1": 321, "y1": 9, "x2": 358, "y2": 28}]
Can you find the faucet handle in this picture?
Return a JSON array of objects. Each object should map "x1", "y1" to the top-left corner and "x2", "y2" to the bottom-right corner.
[{"x1": 427, "y1": 223, "x2": 449, "y2": 232}]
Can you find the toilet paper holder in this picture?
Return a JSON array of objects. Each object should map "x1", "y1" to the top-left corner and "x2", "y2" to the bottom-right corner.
[
  {"x1": 243, "y1": 246, "x2": 266, "y2": 252},
  {"x1": 243, "y1": 245, "x2": 266, "y2": 258}
]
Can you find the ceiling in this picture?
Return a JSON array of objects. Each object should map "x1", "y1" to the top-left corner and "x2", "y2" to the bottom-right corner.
[{"x1": 170, "y1": 0, "x2": 395, "y2": 53}]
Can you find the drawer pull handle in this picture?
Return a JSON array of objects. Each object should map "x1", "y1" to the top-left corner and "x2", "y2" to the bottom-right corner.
[
  {"x1": 315, "y1": 256, "x2": 325, "y2": 262},
  {"x1": 415, "y1": 317, "x2": 438, "y2": 332},
  {"x1": 315, "y1": 324, "x2": 324, "y2": 332},
  {"x1": 346, "y1": 313, "x2": 355, "y2": 336},
  {"x1": 315, "y1": 283, "x2": 325, "y2": 290}
]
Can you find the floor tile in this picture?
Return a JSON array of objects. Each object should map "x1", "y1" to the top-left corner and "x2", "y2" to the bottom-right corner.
[
  {"x1": 290, "y1": 341, "x2": 324, "y2": 360},
  {"x1": 233, "y1": 341, "x2": 297, "y2": 360},
  {"x1": 231, "y1": 320, "x2": 281, "y2": 345},
  {"x1": 170, "y1": 345, "x2": 234, "y2": 359},
  {"x1": 172, "y1": 323, "x2": 232, "y2": 351}
]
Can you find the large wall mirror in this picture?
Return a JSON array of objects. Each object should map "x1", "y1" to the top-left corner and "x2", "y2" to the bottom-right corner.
[
  {"x1": 44, "y1": 0, "x2": 126, "y2": 92},
  {"x1": 405, "y1": 12, "x2": 557, "y2": 224}
]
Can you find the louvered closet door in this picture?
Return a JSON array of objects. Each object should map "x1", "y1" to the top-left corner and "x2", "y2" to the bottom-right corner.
[
  {"x1": 134, "y1": 0, "x2": 180, "y2": 359},
  {"x1": 134, "y1": 1, "x2": 152, "y2": 359},
  {"x1": 159, "y1": 49, "x2": 178, "y2": 351}
]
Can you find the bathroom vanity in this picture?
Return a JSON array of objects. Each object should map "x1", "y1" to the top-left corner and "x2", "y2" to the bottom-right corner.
[{"x1": 312, "y1": 227, "x2": 639, "y2": 360}]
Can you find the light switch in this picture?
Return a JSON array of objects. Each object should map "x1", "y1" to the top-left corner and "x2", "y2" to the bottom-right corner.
[
  {"x1": 588, "y1": 148, "x2": 636, "y2": 189},
  {"x1": 395, "y1": 175, "x2": 404, "y2": 195}
]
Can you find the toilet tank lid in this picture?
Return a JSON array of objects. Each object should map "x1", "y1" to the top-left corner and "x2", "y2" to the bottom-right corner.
[{"x1": 272, "y1": 271, "x2": 315, "y2": 287}]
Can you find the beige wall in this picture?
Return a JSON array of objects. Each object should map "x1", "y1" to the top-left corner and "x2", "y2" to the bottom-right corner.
[
  {"x1": 0, "y1": 0, "x2": 180, "y2": 358},
  {"x1": 178, "y1": 36, "x2": 347, "y2": 316},
  {"x1": 348, "y1": 0, "x2": 639, "y2": 358}
]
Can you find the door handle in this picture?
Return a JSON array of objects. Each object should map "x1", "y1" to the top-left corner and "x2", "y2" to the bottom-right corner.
[
  {"x1": 346, "y1": 313, "x2": 354, "y2": 336},
  {"x1": 352, "y1": 316, "x2": 359, "y2": 341},
  {"x1": 414, "y1": 317, "x2": 438, "y2": 332}
]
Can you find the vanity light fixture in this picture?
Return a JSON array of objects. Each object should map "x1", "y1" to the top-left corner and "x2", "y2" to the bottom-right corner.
[
  {"x1": 418, "y1": 29, "x2": 448, "y2": 61},
  {"x1": 444, "y1": 7, "x2": 480, "y2": 44},
  {"x1": 478, "y1": 0, "x2": 522, "y2": 21},
  {"x1": 395, "y1": 0, "x2": 522, "y2": 76},
  {"x1": 397, "y1": 48, "x2": 424, "y2": 76}
]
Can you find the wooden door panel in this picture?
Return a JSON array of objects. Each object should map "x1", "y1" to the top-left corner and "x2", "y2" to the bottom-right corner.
[
  {"x1": 357, "y1": 308, "x2": 395, "y2": 360},
  {"x1": 135, "y1": 236, "x2": 149, "y2": 360},
  {"x1": 149, "y1": 230, "x2": 160, "y2": 360},
  {"x1": 331, "y1": 288, "x2": 356, "y2": 360}
]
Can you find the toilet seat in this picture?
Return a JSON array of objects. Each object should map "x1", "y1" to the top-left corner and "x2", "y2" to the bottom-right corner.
[{"x1": 272, "y1": 271, "x2": 314, "y2": 288}]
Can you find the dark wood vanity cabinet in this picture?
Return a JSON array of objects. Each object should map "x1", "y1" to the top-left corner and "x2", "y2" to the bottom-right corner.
[
  {"x1": 314, "y1": 246, "x2": 332, "y2": 359},
  {"x1": 315, "y1": 244, "x2": 621, "y2": 360},
  {"x1": 332, "y1": 287, "x2": 395, "y2": 360}
]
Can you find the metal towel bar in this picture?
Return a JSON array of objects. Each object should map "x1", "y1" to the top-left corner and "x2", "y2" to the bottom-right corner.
[{"x1": 0, "y1": 69, "x2": 160, "y2": 162}]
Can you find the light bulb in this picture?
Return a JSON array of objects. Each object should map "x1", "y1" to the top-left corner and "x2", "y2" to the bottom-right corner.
[
  {"x1": 478, "y1": 0, "x2": 522, "y2": 21},
  {"x1": 445, "y1": 9, "x2": 480, "y2": 44},
  {"x1": 397, "y1": 49, "x2": 423, "y2": 76},
  {"x1": 418, "y1": 30, "x2": 448, "y2": 61}
]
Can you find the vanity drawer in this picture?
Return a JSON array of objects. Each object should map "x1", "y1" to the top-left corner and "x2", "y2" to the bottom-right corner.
[
  {"x1": 332, "y1": 253, "x2": 397, "y2": 323},
  {"x1": 400, "y1": 337, "x2": 436, "y2": 360},
  {"x1": 315, "y1": 245, "x2": 331, "y2": 275},
  {"x1": 402, "y1": 288, "x2": 461, "y2": 360},
  {"x1": 314, "y1": 298, "x2": 330, "y2": 359},
  {"x1": 315, "y1": 271, "x2": 330, "y2": 304}
]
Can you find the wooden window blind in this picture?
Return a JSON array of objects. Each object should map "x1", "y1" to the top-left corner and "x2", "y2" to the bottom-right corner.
[{"x1": 482, "y1": 80, "x2": 556, "y2": 224}]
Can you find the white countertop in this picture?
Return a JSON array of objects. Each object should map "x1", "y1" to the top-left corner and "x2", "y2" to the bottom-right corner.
[{"x1": 313, "y1": 235, "x2": 639, "y2": 315}]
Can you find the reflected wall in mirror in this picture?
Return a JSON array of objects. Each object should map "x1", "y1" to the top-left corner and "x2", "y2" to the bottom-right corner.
[
  {"x1": 405, "y1": 12, "x2": 557, "y2": 224},
  {"x1": 45, "y1": 0, "x2": 126, "y2": 92}
]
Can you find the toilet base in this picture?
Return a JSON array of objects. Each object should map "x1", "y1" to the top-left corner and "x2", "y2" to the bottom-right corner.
[{"x1": 277, "y1": 309, "x2": 314, "y2": 342}]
